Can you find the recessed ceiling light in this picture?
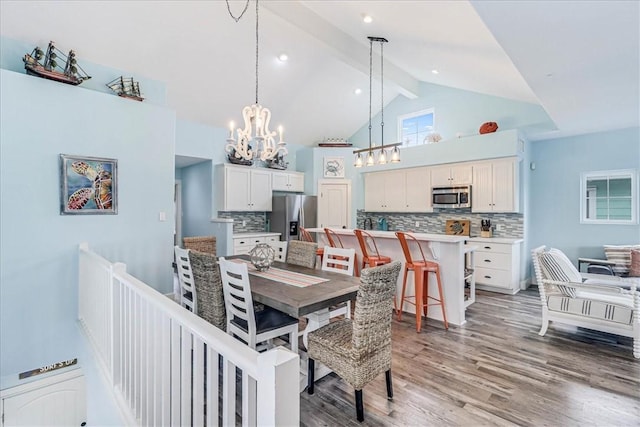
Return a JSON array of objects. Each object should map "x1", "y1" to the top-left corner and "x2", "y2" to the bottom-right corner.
[
  {"x1": 278, "y1": 53, "x2": 288, "y2": 62},
  {"x1": 431, "y1": 69, "x2": 439, "y2": 75},
  {"x1": 354, "y1": 88, "x2": 362, "y2": 95},
  {"x1": 363, "y1": 14, "x2": 373, "y2": 23}
]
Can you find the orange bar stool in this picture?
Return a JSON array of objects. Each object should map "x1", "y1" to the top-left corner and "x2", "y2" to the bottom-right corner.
[
  {"x1": 355, "y1": 228, "x2": 394, "y2": 310},
  {"x1": 354, "y1": 229, "x2": 392, "y2": 269},
  {"x1": 300, "y1": 226, "x2": 324, "y2": 265},
  {"x1": 395, "y1": 231, "x2": 448, "y2": 332},
  {"x1": 324, "y1": 228, "x2": 359, "y2": 276}
]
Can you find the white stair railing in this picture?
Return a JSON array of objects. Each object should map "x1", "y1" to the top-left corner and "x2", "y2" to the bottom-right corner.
[{"x1": 78, "y1": 243, "x2": 299, "y2": 426}]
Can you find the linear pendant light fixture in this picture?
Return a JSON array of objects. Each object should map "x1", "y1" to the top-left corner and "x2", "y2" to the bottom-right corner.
[{"x1": 354, "y1": 36, "x2": 400, "y2": 168}]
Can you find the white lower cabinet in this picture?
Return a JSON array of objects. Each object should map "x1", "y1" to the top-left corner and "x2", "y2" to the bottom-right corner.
[
  {"x1": 466, "y1": 238, "x2": 522, "y2": 294},
  {"x1": 233, "y1": 233, "x2": 280, "y2": 255}
]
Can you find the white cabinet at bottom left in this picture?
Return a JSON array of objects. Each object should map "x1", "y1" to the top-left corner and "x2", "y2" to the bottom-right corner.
[{"x1": 1, "y1": 369, "x2": 86, "y2": 426}]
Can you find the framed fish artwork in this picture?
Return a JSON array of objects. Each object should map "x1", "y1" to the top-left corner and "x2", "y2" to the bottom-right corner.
[{"x1": 59, "y1": 154, "x2": 118, "y2": 215}]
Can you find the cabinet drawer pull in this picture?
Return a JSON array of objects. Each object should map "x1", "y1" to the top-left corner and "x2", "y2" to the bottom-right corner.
[
  {"x1": 484, "y1": 259, "x2": 491, "y2": 263},
  {"x1": 484, "y1": 275, "x2": 492, "y2": 279},
  {"x1": 239, "y1": 240, "x2": 246, "y2": 244},
  {"x1": 484, "y1": 246, "x2": 492, "y2": 249}
]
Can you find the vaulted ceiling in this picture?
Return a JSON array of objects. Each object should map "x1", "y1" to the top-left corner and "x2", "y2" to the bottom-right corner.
[{"x1": 1, "y1": 1, "x2": 638, "y2": 146}]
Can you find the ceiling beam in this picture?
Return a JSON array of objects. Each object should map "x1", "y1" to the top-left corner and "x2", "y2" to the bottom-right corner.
[{"x1": 264, "y1": 1, "x2": 420, "y2": 99}]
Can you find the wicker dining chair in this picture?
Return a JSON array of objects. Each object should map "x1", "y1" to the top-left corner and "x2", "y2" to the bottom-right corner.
[
  {"x1": 300, "y1": 226, "x2": 324, "y2": 265},
  {"x1": 189, "y1": 250, "x2": 226, "y2": 331},
  {"x1": 307, "y1": 261, "x2": 401, "y2": 422},
  {"x1": 183, "y1": 236, "x2": 216, "y2": 256},
  {"x1": 286, "y1": 240, "x2": 318, "y2": 269}
]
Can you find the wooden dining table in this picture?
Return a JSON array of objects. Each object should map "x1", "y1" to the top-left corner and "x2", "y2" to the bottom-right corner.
[
  {"x1": 228, "y1": 256, "x2": 359, "y2": 317},
  {"x1": 227, "y1": 255, "x2": 360, "y2": 390}
]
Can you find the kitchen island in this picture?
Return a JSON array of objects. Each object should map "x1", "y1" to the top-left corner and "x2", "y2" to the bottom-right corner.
[{"x1": 304, "y1": 228, "x2": 475, "y2": 326}]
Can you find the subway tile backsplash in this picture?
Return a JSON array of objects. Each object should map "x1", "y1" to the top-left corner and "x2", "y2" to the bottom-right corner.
[
  {"x1": 356, "y1": 209, "x2": 523, "y2": 238},
  {"x1": 221, "y1": 209, "x2": 523, "y2": 238}
]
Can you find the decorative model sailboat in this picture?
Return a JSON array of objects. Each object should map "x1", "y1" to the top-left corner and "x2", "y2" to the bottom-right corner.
[
  {"x1": 23, "y1": 41, "x2": 91, "y2": 85},
  {"x1": 106, "y1": 76, "x2": 144, "y2": 102}
]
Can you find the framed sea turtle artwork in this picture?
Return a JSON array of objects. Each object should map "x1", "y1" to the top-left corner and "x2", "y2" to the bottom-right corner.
[{"x1": 59, "y1": 154, "x2": 118, "y2": 215}]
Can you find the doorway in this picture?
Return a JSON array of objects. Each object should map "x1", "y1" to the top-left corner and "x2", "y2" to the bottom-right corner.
[
  {"x1": 174, "y1": 180, "x2": 182, "y2": 247},
  {"x1": 317, "y1": 179, "x2": 352, "y2": 229}
]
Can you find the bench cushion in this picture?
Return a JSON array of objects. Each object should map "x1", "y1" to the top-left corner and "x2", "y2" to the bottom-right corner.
[{"x1": 547, "y1": 293, "x2": 633, "y2": 325}]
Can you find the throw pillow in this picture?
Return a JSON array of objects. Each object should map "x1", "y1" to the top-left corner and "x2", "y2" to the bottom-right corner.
[
  {"x1": 604, "y1": 245, "x2": 640, "y2": 276},
  {"x1": 630, "y1": 249, "x2": 640, "y2": 277},
  {"x1": 539, "y1": 249, "x2": 580, "y2": 298}
]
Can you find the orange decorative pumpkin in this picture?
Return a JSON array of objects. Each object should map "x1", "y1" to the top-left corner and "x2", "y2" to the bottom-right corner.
[{"x1": 479, "y1": 122, "x2": 499, "y2": 134}]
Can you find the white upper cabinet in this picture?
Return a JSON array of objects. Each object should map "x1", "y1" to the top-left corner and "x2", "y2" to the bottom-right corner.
[
  {"x1": 431, "y1": 163, "x2": 473, "y2": 187},
  {"x1": 364, "y1": 172, "x2": 393, "y2": 211},
  {"x1": 405, "y1": 167, "x2": 432, "y2": 212},
  {"x1": 364, "y1": 167, "x2": 431, "y2": 212},
  {"x1": 472, "y1": 157, "x2": 519, "y2": 213},
  {"x1": 217, "y1": 164, "x2": 272, "y2": 211},
  {"x1": 272, "y1": 170, "x2": 304, "y2": 192}
]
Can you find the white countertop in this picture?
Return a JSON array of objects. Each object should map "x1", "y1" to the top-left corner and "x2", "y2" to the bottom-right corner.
[
  {"x1": 304, "y1": 228, "x2": 468, "y2": 243},
  {"x1": 232, "y1": 232, "x2": 281, "y2": 238}
]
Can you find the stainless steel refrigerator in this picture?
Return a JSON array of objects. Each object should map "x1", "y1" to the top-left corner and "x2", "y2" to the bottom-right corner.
[{"x1": 270, "y1": 195, "x2": 317, "y2": 241}]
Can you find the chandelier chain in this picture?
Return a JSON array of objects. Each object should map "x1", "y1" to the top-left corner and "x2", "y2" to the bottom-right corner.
[
  {"x1": 255, "y1": 0, "x2": 259, "y2": 104},
  {"x1": 368, "y1": 38, "x2": 373, "y2": 153},
  {"x1": 225, "y1": 0, "x2": 250, "y2": 22}
]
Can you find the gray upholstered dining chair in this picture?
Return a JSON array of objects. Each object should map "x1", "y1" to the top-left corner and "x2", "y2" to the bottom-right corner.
[
  {"x1": 307, "y1": 261, "x2": 401, "y2": 422},
  {"x1": 218, "y1": 258, "x2": 299, "y2": 353},
  {"x1": 189, "y1": 250, "x2": 226, "y2": 331},
  {"x1": 286, "y1": 240, "x2": 318, "y2": 269}
]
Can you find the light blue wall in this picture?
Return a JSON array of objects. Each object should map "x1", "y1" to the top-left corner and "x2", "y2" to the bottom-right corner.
[
  {"x1": 0, "y1": 69, "x2": 175, "y2": 388},
  {"x1": 529, "y1": 127, "x2": 640, "y2": 264},
  {"x1": 350, "y1": 81, "x2": 554, "y2": 147},
  {"x1": 1, "y1": 36, "x2": 167, "y2": 105}
]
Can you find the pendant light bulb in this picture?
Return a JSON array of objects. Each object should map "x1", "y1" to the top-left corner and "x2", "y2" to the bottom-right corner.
[
  {"x1": 390, "y1": 145, "x2": 401, "y2": 163},
  {"x1": 378, "y1": 149, "x2": 387, "y2": 165},
  {"x1": 354, "y1": 153, "x2": 363, "y2": 168},
  {"x1": 366, "y1": 151, "x2": 375, "y2": 166}
]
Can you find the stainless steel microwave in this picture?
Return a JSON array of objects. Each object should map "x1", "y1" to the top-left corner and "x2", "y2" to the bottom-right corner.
[{"x1": 432, "y1": 185, "x2": 471, "y2": 208}]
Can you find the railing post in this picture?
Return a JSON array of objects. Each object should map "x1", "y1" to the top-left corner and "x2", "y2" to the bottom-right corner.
[
  {"x1": 256, "y1": 348, "x2": 300, "y2": 427},
  {"x1": 110, "y1": 262, "x2": 127, "y2": 385}
]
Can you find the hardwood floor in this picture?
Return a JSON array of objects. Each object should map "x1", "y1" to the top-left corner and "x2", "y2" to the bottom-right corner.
[{"x1": 300, "y1": 288, "x2": 640, "y2": 426}]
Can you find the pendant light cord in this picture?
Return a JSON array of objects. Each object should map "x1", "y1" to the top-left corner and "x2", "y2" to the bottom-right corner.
[
  {"x1": 368, "y1": 38, "x2": 373, "y2": 153},
  {"x1": 380, "y1": 40, "x2": 384, "y2": 148}
]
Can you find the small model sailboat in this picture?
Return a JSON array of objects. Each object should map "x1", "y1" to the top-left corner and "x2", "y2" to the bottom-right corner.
[
  {"x1": 106, "y1": 76, "x2": 144, "y2": 102},
  {"x1": 23, "y1": 41, "x2": 91, "y2": 85}
]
